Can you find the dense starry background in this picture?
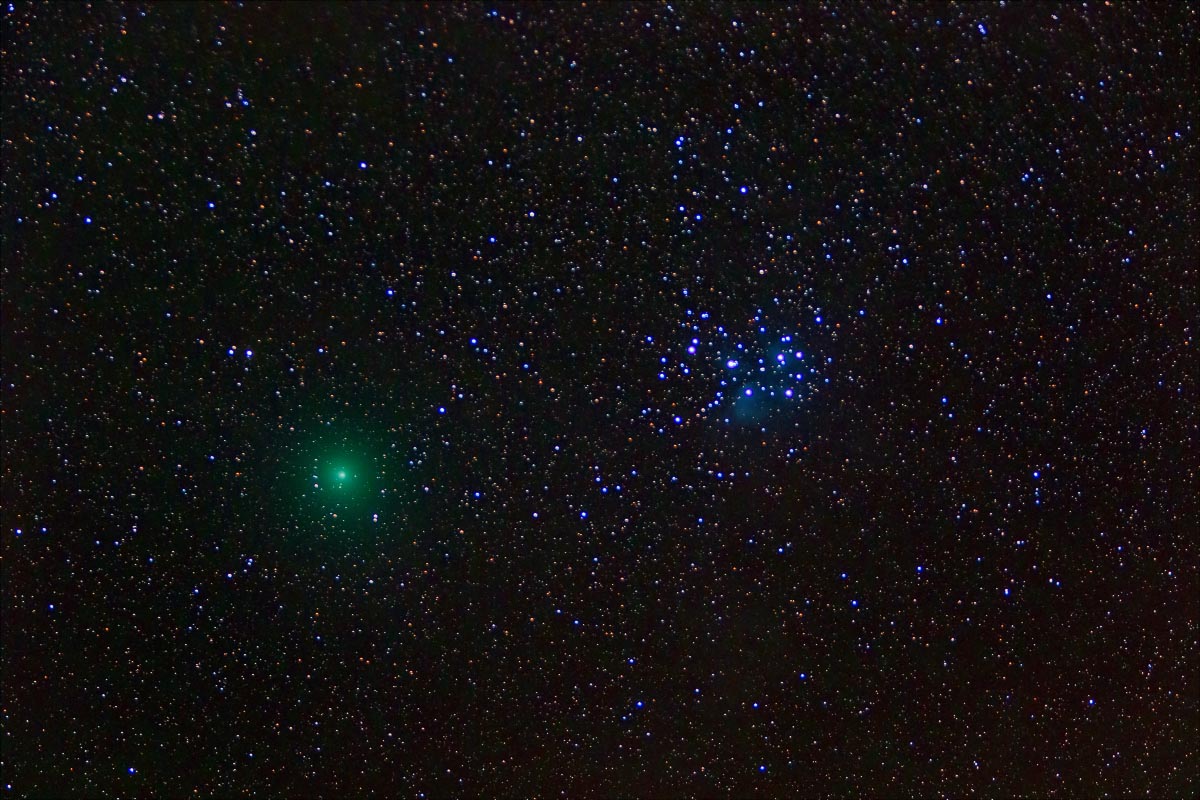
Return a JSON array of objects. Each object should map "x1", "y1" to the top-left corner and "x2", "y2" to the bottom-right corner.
[{"x1": 2, "y1": 2, "x2": 1198, "y2": 797}]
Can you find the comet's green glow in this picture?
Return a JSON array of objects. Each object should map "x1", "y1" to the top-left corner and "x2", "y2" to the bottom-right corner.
[
  {"x1": 293, "y1": 433, "x2": 396, "y2": 536},
  {"x1": 298, "y1": 446, "x2": 364, "y2": 500},
  {"x1": 322, "y1": 461, "x2": 357, "y2": 492}
]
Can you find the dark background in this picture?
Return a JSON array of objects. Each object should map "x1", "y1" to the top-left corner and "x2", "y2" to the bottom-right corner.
[{"x1": 2, "y1": 2, "x2": 1197, "y2": 797}]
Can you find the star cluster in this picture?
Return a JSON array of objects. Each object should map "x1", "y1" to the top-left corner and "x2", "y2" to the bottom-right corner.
[{"x1": 2, "y1": 2, "x2": 1197, "y2": 798}]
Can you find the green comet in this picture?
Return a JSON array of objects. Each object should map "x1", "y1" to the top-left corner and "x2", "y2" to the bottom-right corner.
[
  {"x1": 330, "y1": 464, "x2": 353, "y2": 487},
  {"x1": 294, "y1": 433, "x2": 394, "y2": 537}
]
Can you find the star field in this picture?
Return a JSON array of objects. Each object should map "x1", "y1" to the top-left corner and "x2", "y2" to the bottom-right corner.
[{"x1": 2, "y1": 2, "x2": 1198, "y2": 798}]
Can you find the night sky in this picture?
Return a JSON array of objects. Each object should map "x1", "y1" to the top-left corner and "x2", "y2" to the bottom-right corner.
[{"x1": 2, "y1": 2, "x2": 1198, "y2": 798}]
